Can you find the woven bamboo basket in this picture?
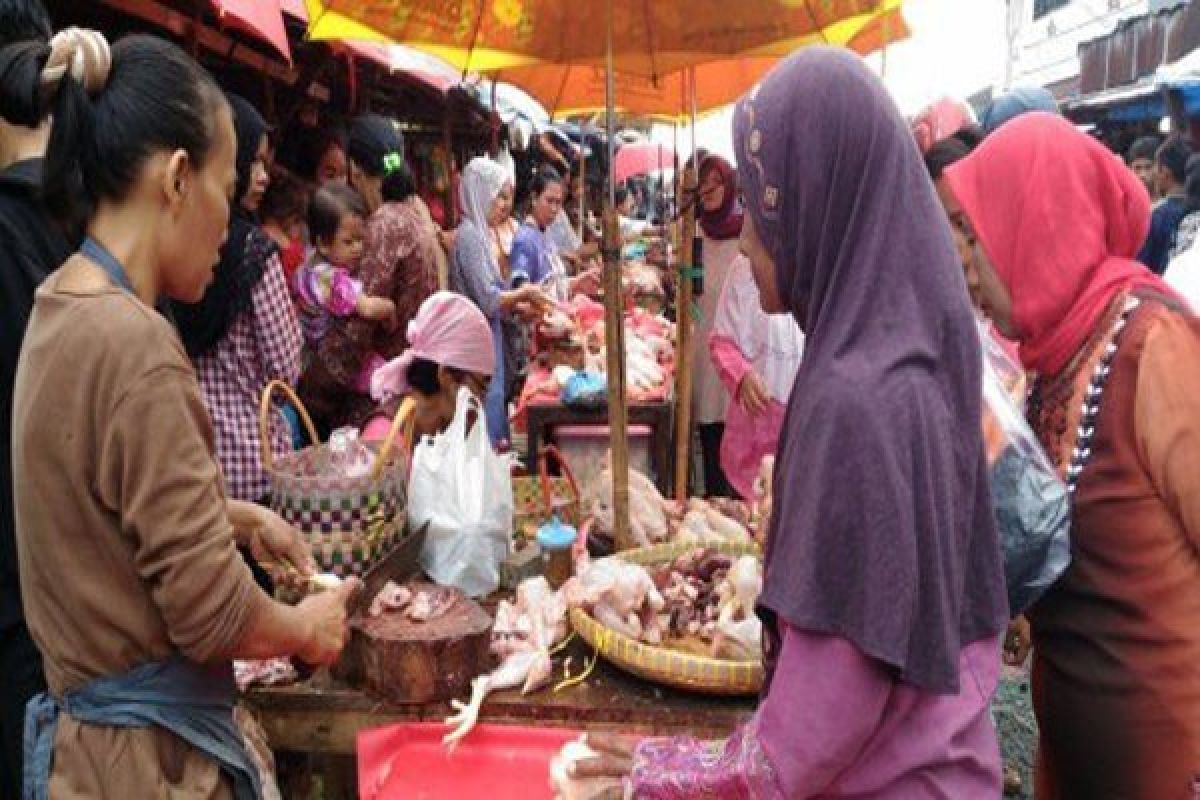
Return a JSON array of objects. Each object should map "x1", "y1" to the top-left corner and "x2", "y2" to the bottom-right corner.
[{"x1": 569, "y1": 539, "x2": 764, "y2": 696}]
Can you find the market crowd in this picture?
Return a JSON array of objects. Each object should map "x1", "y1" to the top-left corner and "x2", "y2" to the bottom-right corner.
[{"x1": 0, "y1": 0, "x2": 1198, "y2": 797}]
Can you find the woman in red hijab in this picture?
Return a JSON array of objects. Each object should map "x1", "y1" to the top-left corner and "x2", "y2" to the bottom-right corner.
[{"x1": 945, "y1": 112, "x2": 1200, "y2": 800}]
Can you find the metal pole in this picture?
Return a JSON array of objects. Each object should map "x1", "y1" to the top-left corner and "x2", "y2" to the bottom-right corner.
[{"x1": 603, "y1": 0, "x2": 632, "y2": 550}]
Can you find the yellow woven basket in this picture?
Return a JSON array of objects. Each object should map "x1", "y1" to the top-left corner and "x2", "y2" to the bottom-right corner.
[{"x1": 569, "y1": 540, "x2": 764, "y2": 696}]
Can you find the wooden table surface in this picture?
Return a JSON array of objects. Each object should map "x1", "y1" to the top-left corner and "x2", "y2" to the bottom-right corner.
[{"x1": 246, "y1": 637, "x2": 754, "y2": 756}]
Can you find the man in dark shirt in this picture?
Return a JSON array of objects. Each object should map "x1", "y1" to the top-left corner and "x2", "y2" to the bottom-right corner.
[
  {"x1": 1137, "y1": 136, "x2": 1192, "y2": 275},
  {"x1": 0, "y1": 2, "x2": 71, "y2": 796},
  {"x1": 1127, "y1": 134, "x2": 1162, "y2": 200}
]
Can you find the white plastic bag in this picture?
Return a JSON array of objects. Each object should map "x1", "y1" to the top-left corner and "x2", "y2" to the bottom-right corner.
[
  {"x1": 408, "y1": 388, "x2": 514, "y2": 597},
  {"x1": 979, "y1": 322, "x2": 1071, "y2": 615}
]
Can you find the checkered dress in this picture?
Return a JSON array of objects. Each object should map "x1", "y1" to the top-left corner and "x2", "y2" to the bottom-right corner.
[{"x1": 194, "y1": 241, "x2": 302, "y2": 502}]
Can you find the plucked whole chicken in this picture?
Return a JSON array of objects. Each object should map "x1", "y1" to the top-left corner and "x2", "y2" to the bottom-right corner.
[
  {"x1": 585, "y1": 463, "x2": 670, "y2": 548},
  {"x1": 549, "y1": 736, "x2": 626, "y2": 800},
  {"x1": 567, "y1": 548, "x2": 764, "y2": 662},
  {"x1": 443, "y1": 577, "x2": 570, "y2": 747}
]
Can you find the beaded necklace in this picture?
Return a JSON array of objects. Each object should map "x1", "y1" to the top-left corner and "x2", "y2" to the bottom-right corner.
[{"x1": 1028, "y1": 296, "x2": 1140, "y2": 495}]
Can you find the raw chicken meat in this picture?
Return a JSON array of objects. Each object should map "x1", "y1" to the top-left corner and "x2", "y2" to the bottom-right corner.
[
  {"x1": 407, "y1": 586, "x2": 457, "y2": 622},
  {"x1": 570, "y1": 548, "x2": 764, "y2": 663},
  {"x1": 443, "y1": 577, "x2": 570, "y2": 747},
  {"x1": 711, "y1": 556, "x2": 764, "y2": 660},
  {"x1": 753, "y1": 455, "x2": 775, "y2": 543},
  {"x1": 586, "y1": 460, "x2": 670, "y2": 547},
  {"x1": 364, "y1": 582, "x2": 455, "y2": 623},
  {"x1": 549, "y1": 736, "x2": 623, "y2": 800},
  {"x1": 539, "y1": 307, "x2": 579, "y2": 340},
  {"x1": 308, "y1": 572, "x2": 343, "y2": 591},
  {"x1": 716, "y1": 556, "x2": 763, "y2": 623},
  {"x1": 714, "y1": 615, "x2": 763, "y2": 661},
  {"x1": 624, "y1": 331, "x2": 665, "y2": 390},
  {"x1": 234, "y1": 658, "x2": 299, "y2": 691},
  {"x1": 566, "y1": 556, "x2": 667, "y2": 645},
  {"x1": 673, "y1": 500, "x2": 752, "y2": 545},
  {"x1": 367, "y1": 582, "x2": 413, "y2": 618}
]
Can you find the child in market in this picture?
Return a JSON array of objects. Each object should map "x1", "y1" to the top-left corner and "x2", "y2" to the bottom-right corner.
[
  {"x1": 708, "y1": 254, "x2": 805, "y2": 500},
  {"x1": 294, "y1": 183, "x2": 397, "y2": 392},
  {"x1": 258, "y1": 169, "x2": 310, "y2": 288}
]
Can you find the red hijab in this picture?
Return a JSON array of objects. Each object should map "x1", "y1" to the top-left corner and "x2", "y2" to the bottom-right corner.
[{"x1": 945, "y1": 112, "x2": 1170, "y2": 376}]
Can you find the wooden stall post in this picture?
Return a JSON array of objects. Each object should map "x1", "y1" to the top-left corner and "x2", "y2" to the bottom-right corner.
[
  {"x1": 578, "y1": 154, "x2": 587, "y2": 241},
  {"x1": 603, "y1": 207, "x2": 632, "y2": 550},
  {"x1": 603, "y1": 0, "x2": 633, "y2": 551},
  {"x1": 673, "y1": 161, "x2": 697, "y2": 502},
  {"x1": 673, "y1": 67, "x2": 699, "y2": 502}
]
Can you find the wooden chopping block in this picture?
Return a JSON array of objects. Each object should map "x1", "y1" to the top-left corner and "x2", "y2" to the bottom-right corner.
[{"x1": 334, "y1": 583, "x2": 493, "y2": 705}]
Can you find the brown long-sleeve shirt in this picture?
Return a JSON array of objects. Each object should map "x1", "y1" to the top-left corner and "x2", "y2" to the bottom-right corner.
[
  {"x1": 12, "y1": 264, "x2": 262, "y2": 797},
  {"x1": 1029, "y1": 296, "x2": 1200, "y2": 799}
]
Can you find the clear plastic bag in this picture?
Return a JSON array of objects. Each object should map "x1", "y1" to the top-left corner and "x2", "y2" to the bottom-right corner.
[{"x1": 980, "y1": 322, "x2": 1072, "y2": 615}]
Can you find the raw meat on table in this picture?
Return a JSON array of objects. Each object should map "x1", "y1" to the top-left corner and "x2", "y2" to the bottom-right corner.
[
  {"x1": 443, "y1": 577, "x2": 571, "y2": 747},
  {"x1": 567, "y1": 548, "x2": 763, "y2": 661}
]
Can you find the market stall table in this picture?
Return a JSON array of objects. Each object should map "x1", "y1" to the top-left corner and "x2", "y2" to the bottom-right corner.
[
  {"x1": 525, "y1": 400, "x2": 674, "y2": 495},
  {"x1": 246, "y1": 635, "x2": 752, "y2": 796}
]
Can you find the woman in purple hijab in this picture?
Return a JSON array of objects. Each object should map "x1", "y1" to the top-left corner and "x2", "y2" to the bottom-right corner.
[{"x1": 571, "y1": 48, "x2": 1009, "y2": 799}]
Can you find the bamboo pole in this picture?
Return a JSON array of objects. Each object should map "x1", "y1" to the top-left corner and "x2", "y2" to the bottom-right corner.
[
  {"x1": 603, "y1": 0, "x2": 633, "y2": 551},
  {"x1": 578, "y1": 152, "x2": 587, "y2": 241},
  {"x1": 672, "y1": 67, "x2": 698, "y2": 502},
  {"x1": 673, "y1": 164, "x2": 697, "y2": 502}
]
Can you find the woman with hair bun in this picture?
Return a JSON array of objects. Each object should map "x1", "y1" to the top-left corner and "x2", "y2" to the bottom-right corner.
[
  {"x1": 0, "y1": 2, "x2": 68, "y2": 794},
  {"x1": 10, "y1": 32, "x2": 356, "y2": 798}
]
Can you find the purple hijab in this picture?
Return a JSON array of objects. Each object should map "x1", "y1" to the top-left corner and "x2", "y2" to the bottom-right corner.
[
  {"x1": 697, "y1": 155, "x2": 743, "y2": 240},
  {"x1": 737, "y1": 48, "x2": 1008, "y2": 694}
]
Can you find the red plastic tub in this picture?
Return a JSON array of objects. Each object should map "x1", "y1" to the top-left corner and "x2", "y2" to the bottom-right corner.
[{"x1": 357, "y1": 722, "x2": 582, "y2": 799}]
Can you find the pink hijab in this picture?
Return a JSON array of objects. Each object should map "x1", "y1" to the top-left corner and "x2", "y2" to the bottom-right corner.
[
  {"x1": 371, "y1": 291, "x2": 496, "y2": 401},
  {"x1": 911, "y1": 96, "x2": 976, "y2": 155},
  {"x1": 945, "y1": 113, "x2": 1170, "y2": 376}
]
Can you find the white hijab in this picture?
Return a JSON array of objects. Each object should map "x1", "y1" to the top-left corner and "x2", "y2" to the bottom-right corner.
[
  {"x1": 712, "y1": 254, "x2": 806, "y2": 402},
  {"x1": 460, "y1": 156, "x2": 510, "y2": 238}
]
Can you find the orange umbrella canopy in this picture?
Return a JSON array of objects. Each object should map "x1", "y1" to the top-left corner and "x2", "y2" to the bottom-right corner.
[
  {"x1": 491, "y1": 4, "x2": 906, "y2": 117},
  {"x1": 304, "y1": 0, "x2": 901, "y2": 75}
]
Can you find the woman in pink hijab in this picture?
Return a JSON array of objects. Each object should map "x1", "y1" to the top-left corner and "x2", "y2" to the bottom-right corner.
[{"x1": 364, "y1": 291, "x2": 496, "y2": 442}]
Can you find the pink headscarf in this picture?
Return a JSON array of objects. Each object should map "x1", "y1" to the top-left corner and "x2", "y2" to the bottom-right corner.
[
  {"x1": 911, "y1": 96, "x2": 977, "y2": 155},
  {"x1": 371, "y1": 292, "x2": 496, "y2": 401},
  {"x1": 945, "y1": 112, "x2": 1168, "y2": 376}
]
